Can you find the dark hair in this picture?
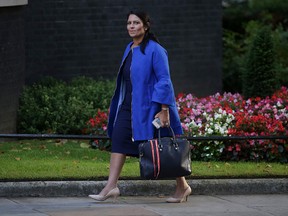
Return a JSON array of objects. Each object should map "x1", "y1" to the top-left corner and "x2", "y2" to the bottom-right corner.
[{"x1": 127, "y1": 10, "x2": 160, "y2": 54}]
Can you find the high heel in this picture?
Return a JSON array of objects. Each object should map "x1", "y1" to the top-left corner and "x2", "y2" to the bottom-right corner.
[
  {"x1": 166, "y1": 186, "x2": 192, "y2": 203},
  {"x1": 89, "y1": 187, "x2": 120, "y2": 202}
]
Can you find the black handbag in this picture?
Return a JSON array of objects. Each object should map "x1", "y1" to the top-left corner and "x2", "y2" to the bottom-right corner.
[{"x1": 138, "y1": 127, "x2": 192, "y2": 180}]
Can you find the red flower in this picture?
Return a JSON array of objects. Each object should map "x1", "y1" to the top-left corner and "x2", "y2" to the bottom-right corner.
[
  {"x1": 235, "y1": 144, "x2": 241, "y2": 152},
  {"x1": 177, "y1": 92, "x2": 185, "y2": 100},
  {"x1": 86, "y1": 109, "x2": 109, "y2": 135}
]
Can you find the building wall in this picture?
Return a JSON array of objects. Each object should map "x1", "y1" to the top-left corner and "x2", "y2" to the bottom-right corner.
[
  {"x1": 0, "y1": 6, "x2": 26, "y2": 134},
  {"x1": 0, "y1": 0, "x2": 222, "y2": 134},
  {"x1": 25, "y1": 0, "x2": 222, "y2": 96}
]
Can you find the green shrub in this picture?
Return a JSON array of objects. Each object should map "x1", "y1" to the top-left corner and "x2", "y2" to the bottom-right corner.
[
  {"x1": 272, "y1": 26, "x2": 288, "y2": 86},
  {"x1": 242, "y1": 27, "x2": 279, "y2": 98},
  {"x1": 222, "y1": 29, "x2": 246, "y2": 93},
  {"x1": 223, "y1": 1, "x2": 288, "y2": 93},
  {"x1": 248, "y1": 0, "x2": 288, "y2": 15},
  {"x1": 243, "y1": 21, "x2": 288, "y2": 89},
  {"x1": 17, "y1": 76, "x2": 115, "y2": 134}
]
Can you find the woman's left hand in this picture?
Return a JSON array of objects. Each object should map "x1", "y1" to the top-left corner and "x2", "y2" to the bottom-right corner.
[{"x1": 155, "y1": 109, "x2": 170, "y2": 127}]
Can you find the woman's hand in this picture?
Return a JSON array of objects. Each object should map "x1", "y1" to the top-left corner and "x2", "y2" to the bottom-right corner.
[{"x1": 155, "y1": 107, "x2": 170, "y2": 127}]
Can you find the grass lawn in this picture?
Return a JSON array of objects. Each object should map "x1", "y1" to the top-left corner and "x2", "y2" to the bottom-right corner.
[{"x1": 0, "y1": 139, "x2": 287, "y2": 181}]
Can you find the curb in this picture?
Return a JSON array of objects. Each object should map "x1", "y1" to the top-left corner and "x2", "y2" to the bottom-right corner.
[{"x1": 0, "y1": 178, "x2": 287, "y2": 197}]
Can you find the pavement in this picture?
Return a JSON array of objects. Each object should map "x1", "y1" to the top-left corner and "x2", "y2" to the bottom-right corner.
[
  {"x1": 0, "y1": 179, "x2": 288, "y2": 215},
  {"x1": 1, "y1": 194, "x2": 288, "y2": 216}
]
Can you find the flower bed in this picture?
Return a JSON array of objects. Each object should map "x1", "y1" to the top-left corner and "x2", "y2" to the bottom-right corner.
[{"x1": 86, "y1": 87, "x2": 288, "y2": 162}]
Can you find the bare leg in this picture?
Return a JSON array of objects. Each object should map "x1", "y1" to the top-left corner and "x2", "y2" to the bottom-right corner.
[
  {"x1": 166, "y1": 177, "x2": 191, "y2": 203},
  {"x1": 98, "y1": 153, "x2": 126, "y2": 196},
  {"x1": 173, "y1": 177, "x2": 190, "y2": 197}
]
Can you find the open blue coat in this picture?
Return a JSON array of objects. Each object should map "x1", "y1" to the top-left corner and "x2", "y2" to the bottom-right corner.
[{"x1": 107, "y1": 40, "x2": 183, "y2": 141}]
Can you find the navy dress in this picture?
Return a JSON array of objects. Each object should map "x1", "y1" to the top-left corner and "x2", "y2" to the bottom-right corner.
[{"x1": 111, "y1": 50, "x2": 141, "y2": 157}]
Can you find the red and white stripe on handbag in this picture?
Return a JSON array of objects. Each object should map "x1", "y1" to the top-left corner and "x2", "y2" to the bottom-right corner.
[{"x1": 149, "y1": 139, "x2": 161, "y2": 179}]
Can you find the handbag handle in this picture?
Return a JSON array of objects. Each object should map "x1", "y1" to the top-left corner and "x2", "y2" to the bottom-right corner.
[{"x1": 157, "y1": 127, "x2": 179, "y2": 151}]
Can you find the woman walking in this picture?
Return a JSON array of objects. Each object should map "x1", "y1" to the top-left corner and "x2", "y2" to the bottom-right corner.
[{"x1": 89, "y1": 10, "x2": 191, "y2": 203}]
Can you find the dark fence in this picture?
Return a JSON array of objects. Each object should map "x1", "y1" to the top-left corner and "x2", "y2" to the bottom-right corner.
[{"x1": 0, "y1": 134, "x2": 287, "y2": 141}]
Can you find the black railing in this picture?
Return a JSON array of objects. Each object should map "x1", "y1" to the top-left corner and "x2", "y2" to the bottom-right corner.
[{"x1": 0, "y1": 134, "x2": 287, "y2": 141}]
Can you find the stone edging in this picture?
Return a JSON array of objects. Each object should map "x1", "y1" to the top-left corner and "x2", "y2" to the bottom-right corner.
[{"x1": 0, "y1": 178, "x2": 287, "y2": 197}]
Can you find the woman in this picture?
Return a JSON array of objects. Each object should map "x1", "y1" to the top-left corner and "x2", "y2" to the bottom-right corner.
[{"x1": 89, "y1": 10, "x2": 191, "y2": 203}]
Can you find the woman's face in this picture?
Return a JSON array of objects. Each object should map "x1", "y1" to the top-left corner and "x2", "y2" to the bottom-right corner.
[{"x1": 127, "y1": 14, "x2": 146, "y2": 41}]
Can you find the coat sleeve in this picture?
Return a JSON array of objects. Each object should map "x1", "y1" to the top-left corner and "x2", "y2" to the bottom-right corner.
[{"x1": 151, "y1": 45, "x2": 176, "y2": 106}]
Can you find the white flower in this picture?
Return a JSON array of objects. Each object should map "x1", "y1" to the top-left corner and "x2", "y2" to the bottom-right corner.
[
  {"x1": 277, "y1": 101, "x2": 282, "y2": 107},
  {"x1": 214, "y1": 113, "x2": 221, "y2": 119},
  {"x1": 207, "y1": 128, "x2": 213, "y2": 134},
  {"x1": 219, "y1": 127, "x2": 225, "y2": 134},
  {"x1": 189, "y1": 121, "x2": 197, "y2": 128}
]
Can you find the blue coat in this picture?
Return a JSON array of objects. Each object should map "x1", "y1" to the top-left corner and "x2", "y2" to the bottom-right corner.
[{"x1": 107, "y1": 40, "x2": 183, "y2": 141}]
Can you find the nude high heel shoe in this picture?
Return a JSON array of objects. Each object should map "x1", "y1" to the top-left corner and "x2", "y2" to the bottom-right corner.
[
  {"x1": 89, "y1": 187, "x2": 120, "y2": 202},
  {"x1": 166, "y1": 186, "x2": 192, "y2": 203}
]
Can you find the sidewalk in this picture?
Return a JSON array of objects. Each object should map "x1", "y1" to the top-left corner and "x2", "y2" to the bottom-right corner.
[
  {"x1": 0, "y1": 178, "x2": 288, "y2": 215},
  {"x1": 1, "y1": 194, "x2": 288, "y2": 216}
]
